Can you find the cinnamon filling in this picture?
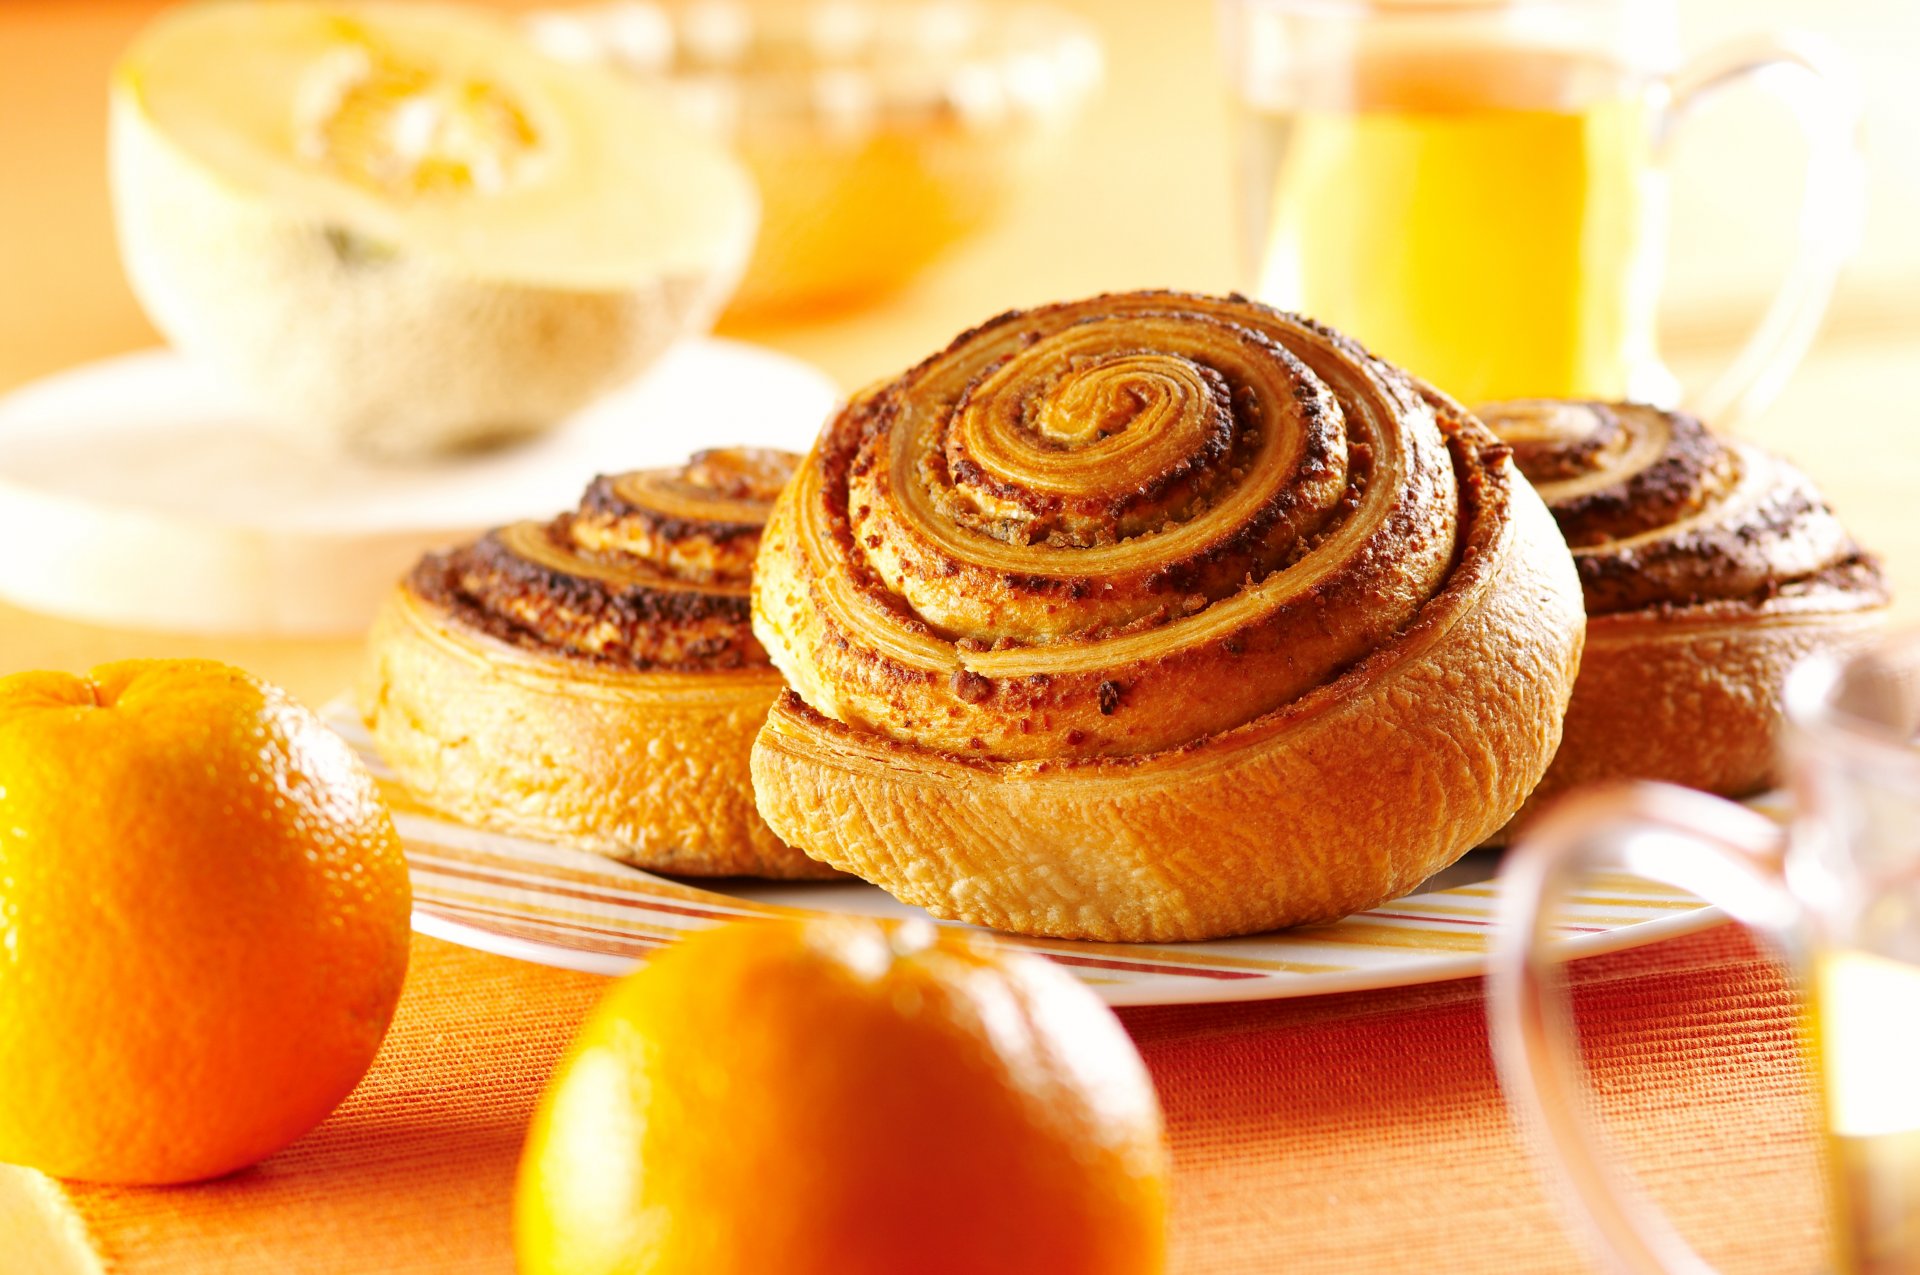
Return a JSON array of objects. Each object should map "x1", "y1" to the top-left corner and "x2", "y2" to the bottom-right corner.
[
  {"x1": 767, "y1": 291, "x2": 1486, "y2": 761},
  {"x1": 1479, "y1": 400, "x2": 1886, "y2": 617},
  {"x1": 411, "y1": 448, "x2": 798, "y2": 671}
]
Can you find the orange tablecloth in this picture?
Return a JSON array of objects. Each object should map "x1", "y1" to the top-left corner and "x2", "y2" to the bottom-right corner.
[{"x1": 3, "y1": 925, "x2": 1826, "y2": 1274}]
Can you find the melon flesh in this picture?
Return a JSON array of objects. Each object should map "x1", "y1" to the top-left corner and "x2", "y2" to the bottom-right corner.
[{"x1": 111, "y1": 2, "x2": 758, "y2": 457}]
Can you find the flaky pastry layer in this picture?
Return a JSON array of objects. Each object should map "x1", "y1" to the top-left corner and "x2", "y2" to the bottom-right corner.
[
  {"x1": 751, "y1": 293, "x2": 1586, "y2": 938},
  {"x1": 365, "y1": 448, "x2": 830, "y2": 877},
  {"x1": 1481, "y1": 400, "x2": 1890, "y2": 816}
]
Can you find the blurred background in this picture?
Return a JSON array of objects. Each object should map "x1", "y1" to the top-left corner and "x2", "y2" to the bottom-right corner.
[
  {"x1": 2, "y1": 0, "x2": 1917, "y2": 647},
  {"x1": 7, "y1": 0, "x2": 1916, "y2": 389}
]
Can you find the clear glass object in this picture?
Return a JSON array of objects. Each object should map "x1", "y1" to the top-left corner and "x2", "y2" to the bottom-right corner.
[
  {"x1": 1490, "y1": 630, "x2": 1920, "y2": 1275},
  {"x1": 1218, "y1": 0, "x2": 1864, "y2": 427}
]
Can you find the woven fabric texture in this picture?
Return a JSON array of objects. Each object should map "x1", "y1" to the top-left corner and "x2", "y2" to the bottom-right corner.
[{"x1": 11, "y1": 925, "x2": 1826, "y2": 1274}]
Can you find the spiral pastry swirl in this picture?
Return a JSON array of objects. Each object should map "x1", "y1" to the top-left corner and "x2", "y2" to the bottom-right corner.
[
  {"x1": 1481, "y1": 400, "x2": 1889, "y2": 813},
  {"x1": 751, "y1": 293, "x2": 1586, "y2": 941},
  {"x1": 364, "y1": 448, "x2": 836, "y2": 879},
  {"x1": 406, "y1": 448, "x2": 791, "y2": 672}
]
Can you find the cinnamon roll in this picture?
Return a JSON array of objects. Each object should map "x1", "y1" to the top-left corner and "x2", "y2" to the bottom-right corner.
[
  {"x1": 749, "y1": 292, "x2": 1585, "y2": 941},
  {"x1": 362, "y1": 448, "x2": 834, "y2": 878},
  {"x1": 1481, "y1": 400, "x2": 1889, "y2": 817}
]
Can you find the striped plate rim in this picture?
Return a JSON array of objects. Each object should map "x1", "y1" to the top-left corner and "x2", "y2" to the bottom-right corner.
[{"x1": 325, "y1": 701, "x2": 1733, "y2": 1006}]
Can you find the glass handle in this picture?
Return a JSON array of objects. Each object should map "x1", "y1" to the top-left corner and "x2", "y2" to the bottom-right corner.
[
  {"x1": 1488, "y1": 782, "x2": 1799, "y2": 1275},
  {"x1": 1656, "y1": 34, "x2": 1866, "y2": 433}
]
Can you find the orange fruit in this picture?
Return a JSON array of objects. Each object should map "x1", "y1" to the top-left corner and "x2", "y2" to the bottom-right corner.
[
  {"x1": 516, "y1": 917, "x2": 1168, "y2": 1275},
  {"x1": 0, "y1": 659, "x2": 411, "y2": 1184}
]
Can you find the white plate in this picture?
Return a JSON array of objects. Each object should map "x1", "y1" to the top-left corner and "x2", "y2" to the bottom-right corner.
[
  {"x1": 324, "y1": 704, "x2": 1730, "y2": 1007},
  {"x1": 0, "y1": 340, "x2": 839, "y2": 634}
]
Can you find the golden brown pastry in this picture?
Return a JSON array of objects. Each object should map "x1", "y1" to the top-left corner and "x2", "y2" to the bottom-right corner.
[
  {"x1": 1481, "y1": 400, "x2": 1889, "y2": 819},
  {"x1": 749, "y1": 292, "x2": 1586, "y2": 941},
  {"x1": 363, "y1": 448, "x2": 835, "y2": 878}
]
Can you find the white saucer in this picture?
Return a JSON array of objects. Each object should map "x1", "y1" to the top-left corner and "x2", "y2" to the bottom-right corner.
[{"x1": 0, "y1": 340, "x2": 840, "y2": 635}]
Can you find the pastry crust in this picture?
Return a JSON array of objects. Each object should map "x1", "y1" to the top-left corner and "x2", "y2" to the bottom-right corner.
[
  {"x1": 363, "y1": 449, "x2": 834, "y2": 878},
  {"x1": 750, "y1": 293, "x2": 1586, "y2": 940},
  {"x1": 1481, "y1": 400, "x2": 1891, "y2": 823},
  {"x1": 1529, "y1": 600, "x2": 1885, "y2": 808}
]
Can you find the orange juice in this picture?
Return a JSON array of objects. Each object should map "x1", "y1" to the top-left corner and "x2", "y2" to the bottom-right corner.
[{"x1": 1241, "y1": 48, "x2": 1664, "y2": 405}]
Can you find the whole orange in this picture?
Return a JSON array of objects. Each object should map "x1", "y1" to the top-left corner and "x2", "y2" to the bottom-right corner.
[
  {"x1": 516, "y1": 917, "x2": 1168, "y2": 1275},
  {"x1": 0, "y1": 659, "x2": 411, "y2": 1184}
]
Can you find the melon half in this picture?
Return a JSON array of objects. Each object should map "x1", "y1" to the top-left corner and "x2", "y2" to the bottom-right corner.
[{"x1": 111, "y1": 2, "x2": 758, "y2": 457}]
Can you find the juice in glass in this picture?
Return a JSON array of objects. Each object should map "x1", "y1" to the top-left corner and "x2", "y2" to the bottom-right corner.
[{"x1": 1238, "y1": 44, "x2": 1663, "y2": 404}]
